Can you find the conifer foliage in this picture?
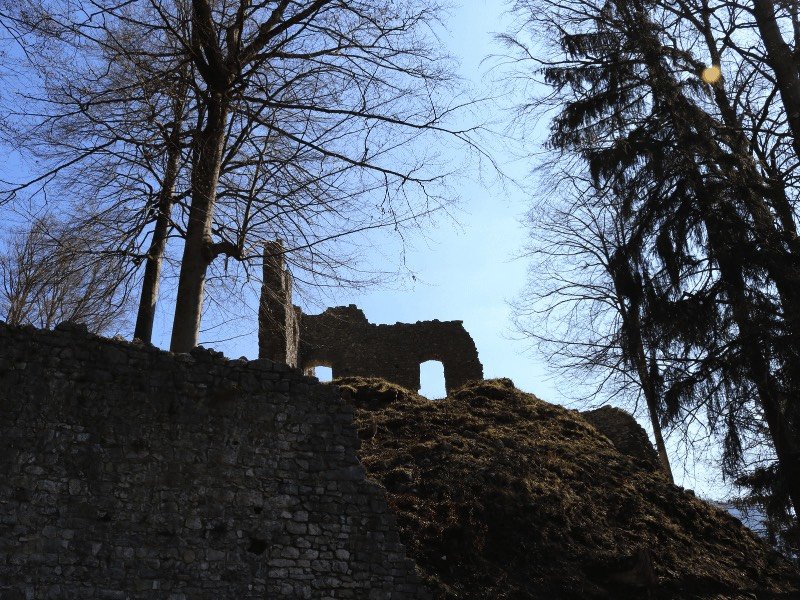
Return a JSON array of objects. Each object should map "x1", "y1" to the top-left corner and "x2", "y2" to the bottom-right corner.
[{"x1": 509, "y1": 0, "x2": 800, "y2": 545}]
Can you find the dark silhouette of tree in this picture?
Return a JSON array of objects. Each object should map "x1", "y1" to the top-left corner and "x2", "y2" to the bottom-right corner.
[
  {"x1": 750, "y1": 0, "x2": 800, "y2": 162},
  {"x1": 164, "y1": 0, "x2": 472, "y2": 352},
  {"x1": 505, "y1": 0, "x2": 800, "y2": 535}
]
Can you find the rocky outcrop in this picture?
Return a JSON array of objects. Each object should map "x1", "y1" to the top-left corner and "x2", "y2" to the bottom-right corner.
[
  {"x1": 343, "y1": 377, "x2": 800, "y2": 599},
  {"x1": 581, "y1": 406, "x2": 662, "y2": 472}
]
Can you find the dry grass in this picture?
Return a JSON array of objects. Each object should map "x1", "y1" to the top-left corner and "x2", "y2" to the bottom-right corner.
[{"x1": 335, "y1": 376, "x2": 800, "y2": 600}]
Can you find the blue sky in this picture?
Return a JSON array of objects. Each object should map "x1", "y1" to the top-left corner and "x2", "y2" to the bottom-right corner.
[{"x1": 325, "y1": 3, "x2": 556, "y2": 402}]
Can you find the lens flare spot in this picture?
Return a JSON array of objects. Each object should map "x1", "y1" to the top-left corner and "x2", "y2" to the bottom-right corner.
[{"x1": 701, "y1": 65, "x2": 722, "y2": 84}]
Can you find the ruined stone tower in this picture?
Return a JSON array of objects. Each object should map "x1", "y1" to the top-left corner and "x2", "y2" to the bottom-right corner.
[
  {"x1": 299, "y1": 305, "x2": 484, "y2": 393},
  {"x1": 258, "y1": 241, "x2": 299, "y2": 367}
]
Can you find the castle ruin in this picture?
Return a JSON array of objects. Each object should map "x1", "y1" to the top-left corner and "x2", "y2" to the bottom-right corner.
[
  {"x1": 258, "y1": 243, "x2": 484, "y2": 394},
  {"x1": 258, "y1": 241, "x2": 300, "y2": 368}
]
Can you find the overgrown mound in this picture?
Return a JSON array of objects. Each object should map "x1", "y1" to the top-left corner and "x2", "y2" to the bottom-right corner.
[{"x1": 335, "y1": 376, "x2": 800, "y2": 600}]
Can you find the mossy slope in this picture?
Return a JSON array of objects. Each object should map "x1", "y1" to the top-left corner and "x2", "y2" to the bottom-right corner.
[{"x1": 335, "y1": 376, "x2": 800, "y2": 600}]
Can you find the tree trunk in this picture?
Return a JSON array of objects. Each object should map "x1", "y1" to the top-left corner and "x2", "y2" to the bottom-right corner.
[
  {"x1": 751, "y1": 0, "x2": 800, "y2": 162},
  {"x1": 613, "y1": 264, "x2": 675, "y2": 482},
  {"x1": 634, "y1": 344, "x2": 674, "y2": 482},
  {"x1": 133, "y1": 124, "x2": 183, "y2": 343},
  {"x1": 169, "y1": 92, "x2": 228, "y2": 352}
]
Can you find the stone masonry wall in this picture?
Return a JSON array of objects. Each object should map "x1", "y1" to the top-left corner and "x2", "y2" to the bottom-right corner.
[
  {"x1": 0, "y1": 322, "x2": 430, "y2": 599},
  {"x1": 581, "y1": 406, "x2": 662, "y2": 473},
  {"x1": 298, "y1": 306, "x2": 484, "y2": 394}
]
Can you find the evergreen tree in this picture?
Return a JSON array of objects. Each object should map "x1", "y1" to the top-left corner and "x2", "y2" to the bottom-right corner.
[{"x1": 508, "y1": 0, "x2": 800, "y2": 534}]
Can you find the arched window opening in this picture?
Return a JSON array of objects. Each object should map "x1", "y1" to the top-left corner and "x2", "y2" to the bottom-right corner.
[
  {"x1": 419, "y1": 360, "x2": 446, "y2": 399},
  {"x1": 313, "y1": 366, "x2": 333, "y2": 382}
]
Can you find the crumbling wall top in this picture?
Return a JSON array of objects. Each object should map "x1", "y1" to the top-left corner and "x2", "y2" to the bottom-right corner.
[{"x1": 313, "y1": 304, "x2": 369, "y2": 324}]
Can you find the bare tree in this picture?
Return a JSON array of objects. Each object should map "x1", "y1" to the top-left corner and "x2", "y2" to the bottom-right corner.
[
  {"x1": 750, "y1": 0, "x2": 800, "y2": 161},
  {"x1": 513, "y1": 178, "x2": 675, "y2": 480},
  {"x1": 0, "y1": 0, "x2": 198, "y2": 342},
  {"x1": 0, "y1": 215, "x2": 134, "y2": 334},
  {"x1": 162, "y1": 0, "x2": 470, "y2": 351},
  {"x1": 133, "y1": 69, "x2": 192, "y2": 343},
  {"x1": 0, "y1": 0, "x2": 481, "y2": 352}
]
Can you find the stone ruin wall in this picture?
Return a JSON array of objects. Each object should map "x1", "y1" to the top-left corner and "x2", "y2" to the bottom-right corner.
[
  {"x1": 0, "y1": 322, "x2": 431, "y2": 599},
  {"x1": 581, "y1": 406, "x2": 663, "y2": 473},
  {"x1": 299, "y1": 306, "x2": 483, "y2": 394},
  {"x1": 258, "y1": 244, "x2": 484, "y2": 394}
]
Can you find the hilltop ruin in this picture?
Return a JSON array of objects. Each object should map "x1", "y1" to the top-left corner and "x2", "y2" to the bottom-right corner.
[{"x1": 258, "y1": 242, "x2": 484, "y2": 393}]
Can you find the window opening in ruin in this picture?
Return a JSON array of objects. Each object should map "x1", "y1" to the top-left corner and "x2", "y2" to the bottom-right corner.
[
  {"x1": 314, "y1": 366, "x2": 333, "y2": 382},
  {"x1": 419, "y1": 360, "x2": 446, "y2": 399}
]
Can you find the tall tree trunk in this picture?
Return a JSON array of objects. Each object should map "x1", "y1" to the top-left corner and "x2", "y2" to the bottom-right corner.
[
  {"x1": 612, "y1": 260, "x2": 675, "y2": 481},
  {"x1": 169, "y1": 92, "x2": 228, "y2": 352},
  {"x1": 133, "y1": 120, "x2": 184, "y2": 343},
  {"x1": 705, "y1": 213, "x2": 800, "y2": 516},
  {"x1": 751, "y1": 0, "x2": 800, "y2": 162},
  {"x1": 633, "y1": 335, "x2": 674, "y2": 482}
]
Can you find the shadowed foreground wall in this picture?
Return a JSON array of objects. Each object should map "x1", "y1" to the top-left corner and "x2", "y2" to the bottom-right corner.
[{"x1": 0, "y1": 322, "x2": 430, "y2": 599}]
